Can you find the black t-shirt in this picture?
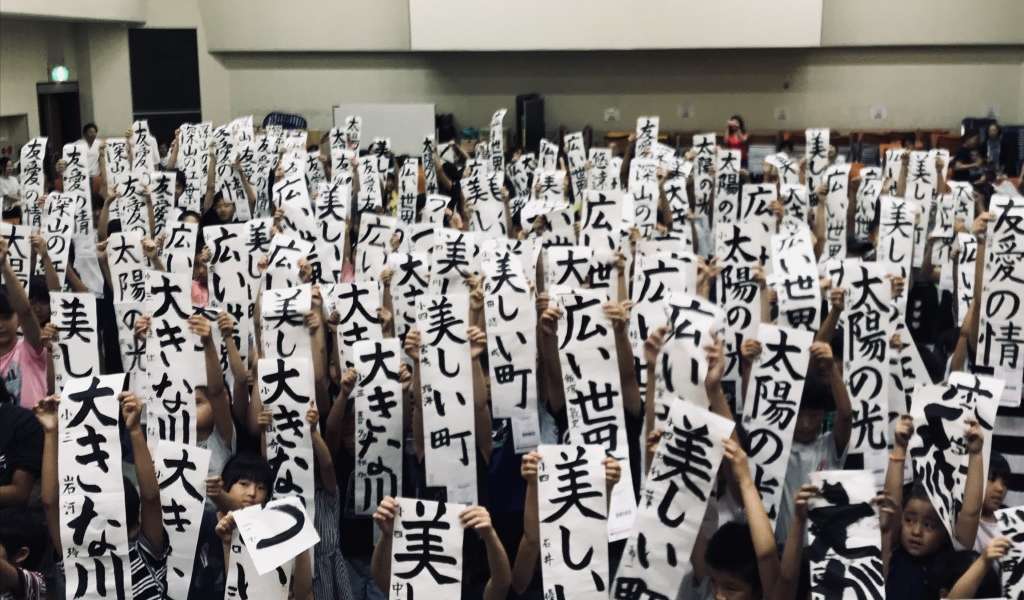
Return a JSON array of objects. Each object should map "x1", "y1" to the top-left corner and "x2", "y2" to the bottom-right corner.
[{"x1": 0, "y1": 402, "x2": 43, "y2": 487}]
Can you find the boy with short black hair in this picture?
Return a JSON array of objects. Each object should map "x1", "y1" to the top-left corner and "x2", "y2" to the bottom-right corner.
[
  {"x1": 0, "y1": 507, "x2": 48, "y2": 599},
  {"x1": 189, "y1": 452, "x2": 274, "y2": 600}
]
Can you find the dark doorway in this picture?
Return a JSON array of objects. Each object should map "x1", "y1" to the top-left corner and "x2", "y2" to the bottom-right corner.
[
  {"x1": 128, "y1": 28, "x2": 202, "y2": 146},
  {"x1": 37, "y1": 81, "x2": 81, "y2": 149}
]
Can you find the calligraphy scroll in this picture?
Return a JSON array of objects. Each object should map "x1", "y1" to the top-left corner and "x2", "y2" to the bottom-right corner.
[
  {"x1": 482, "y1": 252, "x2": 540, "y2": 452},
  {"x1": 352, "y1": 338, "x2": 404, "y2": 515},
  {"x1": 878, "y1": 197, "x2": 918, "y2": 309},
  {"x1": 908, "y1": 375, "x2": 1003, "y2": 539},
  {"x1": 821, "y1": 164, "x2": 851, "y2": 263},
  {"x1": 537, "y1": 444, "x2": 609, "y2": 600},
  {"x1": 264, "y1": 234, "x2": 314, "y2": 290},
  {"x1": 155, "y1": 440, "x2": 211, "y2": 599},
  {"x1": 161, "y1": 220, "x2": 198, "y2": 274},
  {"x1": 145, "y1": 271, "x2": 204, "y2": 445},
  {"x1": 418, "y1": 294, "x2": 478, "y2": 504},
  {"x1": 714, "y1": 149, "x2": 742, "y2": 231},
  {"x1": 260, "y1": 284, "x2": 313, "y2": 363},
  {"x1": 113, "y1": 302, "x2": 146, "y2": 383},
  {"x1": 805, "y1": 128, "x2": 830, "y2": 191},
  {"x1": 258, "y1": 357, "x2": 317, "y2": 524},
  {"x1": 997, "y1": 506, "x2": 1024, "y2": 599},
  {"x1": 976, "y1": 199, "x2": 1024, "y2": 405},
  {"x1": 742, "y1": 324, "x2": 814, "y2": 524},
  {"x1": 18, "y1": 137, "x2": 47, "y2": 221},
  {"x1": 38, "y1": 193, "x2": 72, "y2": 288},
  {"x1": 614, "y1": 399, "x2": 734, "y2": 599},
  {"x1": 58, "y1": 373, "x2": 132, "y2": 600},
  {"x1": 556, "y1": 290, "x2": 636, "y2": 540},
  {"x1": 0, "y1": 223, "x2": 32, "y2": 293},
  {"x1": 234, "y1": 496, "x2": 319, "y2": 575},
  {"x1": 50, "y1": 293, "x2": 100, "y2": 393},
  {"x1": 355, "y1": 213, "x2": 396, "y2": 280},
  {"x1": 62, "y1": 142, "x2": 94, "y2": 236},
  {"x1": 806, "y1": 470, "x2": 884, "y2": 600},
  {"x1": 635, "y1": 116, "x2": 659, "y2": 159},
  {"x1": 854, "y1": 177, "x2": 882, "y2": 241},
  {"x1": 562, "y1": 131, "x2": 588, "y2": 201},
  {"x1": 780, "y1": 183, "x2": 810, "y2": 225},
  {"x1": 387, "y1": 498, "x2": 464, "y2": 600},
  {"x1": 224, "y1": 526, "x2": 291, "y2": 600},
  {"x1": 837, "y1": 261, "x2": 892, "y2": 482}
]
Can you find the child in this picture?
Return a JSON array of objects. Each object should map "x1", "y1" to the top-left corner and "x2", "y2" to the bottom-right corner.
[
  {"x1": 190, "y1": 452, "x2": 275, "y2": 599},
  {"x1": 975, "y1": 451, "x2": 1010, "y2": 553},
  {"x1": 0, "y1": 240, "x2": 47, "y2": 409},
  {"x1": 212, "y1": 484, "x2": 313, "y2": 600},
  {"x1": 370, "y1": 497, "x2": 511, "y2": 600},
  {"x1": 0, "y1": 507, "x2": 48, "y2": 599},
  {"x1": 884, "y1": 415, "x2": 985, "y2": 598},
  {"x1": 509, "y1": 450, "x2": 622, "y2": 598},
  {"x1": 35, "y1": 392, "x2": 169, "y2": 600},
  {"x1": 745, "y1": 338, "x2": 851, "y2": 544},
  {"x1": 695, "y1": 438, "x2": 781, "y2": 600},
  {"x1": 304, "y1": 404, "x2": 355, "y2": 600}
]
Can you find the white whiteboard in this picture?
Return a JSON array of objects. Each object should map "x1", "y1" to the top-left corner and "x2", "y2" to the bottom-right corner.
[{"x1": 332, "y1": 103, "x2": 436, "y2": 156}]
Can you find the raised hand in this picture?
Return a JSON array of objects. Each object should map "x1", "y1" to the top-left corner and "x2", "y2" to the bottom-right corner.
[
  {"x1": 643, "y1": 326, "x2": 669, "y2": 364},
  {"x1": 459, "y1": 505, "x2": 494, "y2": 535},
  {"x1": 373, "y1": 496, "x2": 399, "y2": 536},
  {"x1": 33, "y1": 395, "x2": 61, "y2": 434}
]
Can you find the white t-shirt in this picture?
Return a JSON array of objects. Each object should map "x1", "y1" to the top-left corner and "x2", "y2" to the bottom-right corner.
[
  {"x1": 0, "y1": 175, "x2": 20, "y2": 209},
  {"x1": 774, "y1": 431, "x2": 846, "y2": 544},
  {"x1": 82, "y1": 138, "x2": 101, "y2": 177},
  {"x1": 974, "y1": 518, "x2": 1000, "y2": 554}
]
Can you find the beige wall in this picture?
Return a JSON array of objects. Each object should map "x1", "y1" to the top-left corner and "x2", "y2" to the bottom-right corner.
[
  {"x1": 1020, "y1": 61, "x2": 1024, "y2": 121},
  {"x1": 0, "y1": 18, "x2": 80, "y2": 137},
  {"x1": 223, "y1": 47, "x2": 1024, "y2": 136},
  {"x1": 0, "y1": 0, "x2": 144, "y2": 23},
  {"x1": 199, "y1": 0, "x2": 410, "y2": 52},
  {"x1": 821, "y1": 0, "x2": 1024, "y2": 46},
  {"x1": 78, "y1": 23, "x2": 133, "y2": 134},
  {"x1": 408, "y1": 0, "x2": 822, "y2": 50}
]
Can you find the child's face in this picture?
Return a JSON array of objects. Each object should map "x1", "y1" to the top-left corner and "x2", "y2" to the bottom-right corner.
[
  {"x1": 227, "y1": 478, "x2": 268, "y2": 508},
  {"x1": 984, "y1": 477, "x2": 1007, "y2": 514},
  {"x1": 901, "y1": 498, "x2": 947, "y2": 556},
  {"x1": 708, "y1": 567, "x2": 757, "y2": 600},
  {"x1": 793, "y1": 408, "x2": 824, "y2": 444},
  {"x1": 215, "y1": 199, "x2": 235, "y2": 223},
  {"x1": 0, "y1": 313, "x2": 20, "y2": 349},
  {"x1": 31, "y1": 300, "x2": 51, "y2": 325}
]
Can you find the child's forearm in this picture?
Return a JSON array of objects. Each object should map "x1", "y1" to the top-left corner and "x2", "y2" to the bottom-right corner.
[
  {"x1": 773, "y1": 515, "x2": 806, "y2": 600},
  {"x1": 370, "y1": 536, "x2": 392, "y2": 593},
  {"x1": 955, "y1": 452, "x2": 984, "y2": 548},
  {"x1": 481, "y1": 527, "x2": 512, "y2": 600},
  {"x1": 616, "y1": 331, "x2": 641, "y2": 418},
  {"x1": 946, "y1": 554, "x2": 989, "y2": 599},
  {"x1": 472, "y1": 356, "x2": 493, "y2": 464},
  {"x1": 41, "y1": 431, "x2": 61, "y2": 552}
]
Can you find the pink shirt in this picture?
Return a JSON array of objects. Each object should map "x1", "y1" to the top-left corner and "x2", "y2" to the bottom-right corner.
[
  {"x1": 0, "y1": 338, "x2": 48, "y2": 409},
  {"x1": 192, "y1": 280, "x2": 209, "y2": 307}
]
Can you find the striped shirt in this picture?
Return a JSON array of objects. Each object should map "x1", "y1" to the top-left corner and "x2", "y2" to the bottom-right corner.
[
  {"x1": 129, "y1": 535, "x2": 169, "y2": 600},
  {"x1": 57, "y1": 535, "x2": 168, "y2": 600},
  {"x1": 312, "y1": 487, "x2": 355, "y2": 600},
  {"x1": 0, "y1": 566, "x2": 46, "y2": 600}
]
